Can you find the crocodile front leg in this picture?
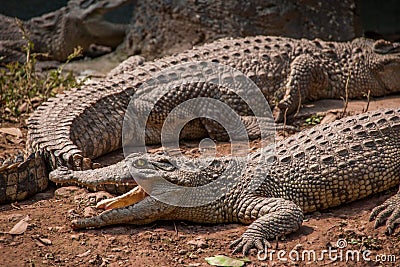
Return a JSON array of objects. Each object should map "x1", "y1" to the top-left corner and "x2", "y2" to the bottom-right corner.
[
  {"x1": 275, "y1": 54, "x2": 328, "y2": 121},
  {"x1": 73, "y1": 195, "x2": 303, "y2": 255},
  {"x1": 370, "y1": 188, "x2": 400, "y2": 235},
  {"x1": 230, "y1": 197, "x2": 304, "y2": 254}
]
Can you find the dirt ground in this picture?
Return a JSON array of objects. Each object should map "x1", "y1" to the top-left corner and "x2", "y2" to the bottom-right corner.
[{"x1": 1, "y1": 96, "x2": 400, "y2": 267}]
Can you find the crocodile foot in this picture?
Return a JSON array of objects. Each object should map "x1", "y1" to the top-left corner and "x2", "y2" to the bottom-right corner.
[
  {"x1": 96, "y1": 186, "x2": 147, "y2": 210},
  {"x1": 370, "y1": 192, "x2": 400, "y2": 235},
  {"x1": 230, "y1": 234, "x2": 271, "y2": 255}
]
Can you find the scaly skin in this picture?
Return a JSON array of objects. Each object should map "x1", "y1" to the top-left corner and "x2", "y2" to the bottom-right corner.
[
  {"x1": 1, "y1": 36, "x2": 400, "y2": 203},
  {"x1": 0, "y1": 0, "x2": 132, "y2": 63},
  {"x1": 51, "y1": 107, "x2": 400, "y2": 254}
]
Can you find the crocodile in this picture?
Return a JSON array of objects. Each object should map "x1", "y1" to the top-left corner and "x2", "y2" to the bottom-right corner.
[
  {"x1": 0, "y1": 0, "x2": 133, "y2": 63},
  {"x1": 1, "y1": 35, "x2": 400, "y2": 204},
  {"x1": 50, "y1": 107, "x2": 400, "y2": 254}
]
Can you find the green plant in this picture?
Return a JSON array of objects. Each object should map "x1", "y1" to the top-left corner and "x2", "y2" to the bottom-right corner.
[
  {"x1": 304, "y1": 114, "x2": 323, "y2": 126},
  {"x1": 0, "y1": 19, "x2": 85, "y2": 121}
]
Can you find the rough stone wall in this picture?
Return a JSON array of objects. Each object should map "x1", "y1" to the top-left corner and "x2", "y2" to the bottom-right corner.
[{"x1": 123, "y1": 0, "x2": 360, "y2": 59}]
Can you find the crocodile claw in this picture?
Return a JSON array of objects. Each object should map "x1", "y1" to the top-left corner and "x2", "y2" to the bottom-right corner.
[
  {"x1": 370, "y1": 193, "x2": 400, "y2": 235},
  {"x1": 230, "y1": 234, "x2": 270, "y2": 255}
]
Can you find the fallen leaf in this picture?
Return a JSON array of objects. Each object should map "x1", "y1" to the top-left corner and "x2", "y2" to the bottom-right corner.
[
  {"x1": 204, "y1": 255, "x2": 250, "y2": 267},
  {"x1": 0, "y1": 128, "x2": 22, "y2": 138},
  {"x1": 8, "y1": 215, "x2": 30, "y2": 235}
]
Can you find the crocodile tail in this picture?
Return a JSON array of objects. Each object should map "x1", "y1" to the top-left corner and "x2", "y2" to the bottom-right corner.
[{"x1": 0, "y1": 151, "x2": 48, "y2": 204}]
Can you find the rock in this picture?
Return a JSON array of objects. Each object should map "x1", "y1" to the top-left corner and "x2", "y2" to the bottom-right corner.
[
  {"x1": 35, "y1": 239, "x2": 45, "y2": 247},
  {"x1": 187, "y1": 238, "x2": 208, "y2": 249},
  {"x1": 313, "y1": 211, "x2": 321, "y2": 217},
  {"x1": 71, "y1": 233, "x2": 84, "y2": 241},
  {"x1": 38, "y1": 237, "x2": 52, "y2": 245},
  {"x1": 86, "y1": 191, "x2": 113, "y2": 204},
  {"x1": 18, "y1": 103, "x2": 29, "y2": 113},
  {"x1": 71, "y1": 234, "x2": 79, "y2": 240},
  {"x1": 188, "y1": 253, "x2": 198, "y2": 259},
  {"x1": 77, "y1": 250, "x2": 91, "y2": 258},
  {"x1": 54, "y1": 186, "x2": 87, "y2": 198},
  {"x1": 83, "y1": 207, "x2": 97, "y2": 217},
  {"x1": 178, "y1": 249, "x2": 187, "y2": 255},
  {"x1": 125, "y1": 0, "x2": 359, "y2": 59}
]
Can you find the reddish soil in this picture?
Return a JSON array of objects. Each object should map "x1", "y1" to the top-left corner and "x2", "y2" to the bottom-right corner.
[{"x1": 1, "y1": 97, "x2": 400, "y2": 267}]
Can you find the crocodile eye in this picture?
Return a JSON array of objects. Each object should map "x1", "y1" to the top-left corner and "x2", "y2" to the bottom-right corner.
[
  {"x1": 134, "y1": 159, "x2": 148, "y2": 168},
  {"x1": 151, "y1": 161, "x2": 176, "y2": 171}
]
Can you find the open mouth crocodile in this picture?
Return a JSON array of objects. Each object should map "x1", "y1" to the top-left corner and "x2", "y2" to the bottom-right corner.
[
  {"x1": 49, "y1": 107, "x2": 400, "y2": 254},
  {"x1": 1, "y1": 35, "x2": 400, "y2": 254}
]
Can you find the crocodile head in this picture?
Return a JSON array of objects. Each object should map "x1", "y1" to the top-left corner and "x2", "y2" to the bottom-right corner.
[
  {"x1": 65, "y1": 0, "x2": 133, "y2": 47},
  {"x1": 89, "y1": 152, "x2": 233, "y2": 213},
  {"x1": 125, "y1": 152, "x2": 243, "y2": 208},
  {"x1": 68, "y1": 0, "x2": 134, "y2": 20},
  {"x1": 373, "y1": 39, "x2": 400, "y2": 93}
]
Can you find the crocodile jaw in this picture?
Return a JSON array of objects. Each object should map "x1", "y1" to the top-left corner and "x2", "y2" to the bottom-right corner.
[{"x1": 96, "y1": 186, "x2": 147, "y2": 210}]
